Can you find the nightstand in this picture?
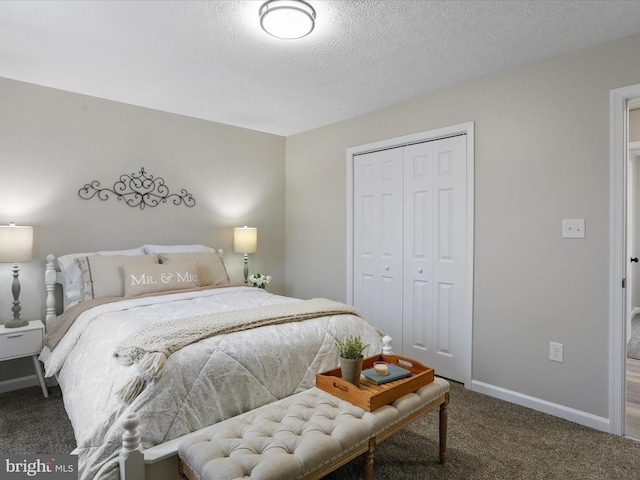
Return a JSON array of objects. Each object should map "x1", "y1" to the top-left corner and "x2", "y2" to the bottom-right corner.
[{"x1": 0, "y1": 320, "x2": 49, "y2": 398}]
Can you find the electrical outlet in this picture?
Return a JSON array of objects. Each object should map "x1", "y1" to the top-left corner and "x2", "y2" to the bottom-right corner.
[
  {"x1": 562, "y1": 219, "x2": 585, "y2": 238},
  {"x1": 550, "y1": 342, "x2": 564, "y2": 362}
]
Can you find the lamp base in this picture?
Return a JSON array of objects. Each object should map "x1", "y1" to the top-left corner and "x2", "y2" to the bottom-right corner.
[
  {"x1": 4, "y1": 318, "x2": 28, "y2": 328},
  {"x1": 243, "y1": 253, "x2": 249, "y2": 284},
  {"x1": 6, "y1": 263, "x2": 27, "y2": 328}
]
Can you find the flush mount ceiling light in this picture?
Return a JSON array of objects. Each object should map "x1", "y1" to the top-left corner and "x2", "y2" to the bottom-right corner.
[{"x1": 259, "y1": 0, "x2": 316, "y2": 39}]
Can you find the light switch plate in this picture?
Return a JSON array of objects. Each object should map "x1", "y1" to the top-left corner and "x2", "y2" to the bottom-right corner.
[{"x1": 562, "y1": 219, "x2": 585, "y2": 239}]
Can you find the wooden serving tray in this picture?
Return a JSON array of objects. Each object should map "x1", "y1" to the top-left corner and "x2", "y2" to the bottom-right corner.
[{"x1": 316, "y1": 354, "x2": 434, "y2": 411}]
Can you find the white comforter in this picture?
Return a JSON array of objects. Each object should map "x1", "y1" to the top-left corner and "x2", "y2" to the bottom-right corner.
[{"x1": 42, "y1": 286, "x2": 383, "y2": 480}]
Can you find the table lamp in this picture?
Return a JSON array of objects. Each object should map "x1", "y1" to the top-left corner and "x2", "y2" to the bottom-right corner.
[
  {"x1": 233, "y1": 226, "x2": 257, "y2": 283},
  {"x1": 0, "y1": 223, "x2": 33, "y2": 328}
]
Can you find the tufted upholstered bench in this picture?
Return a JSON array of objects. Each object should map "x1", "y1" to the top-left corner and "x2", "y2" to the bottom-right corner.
[{"x1": 178, "y1": 377, "x2": 449, "y2": 480}]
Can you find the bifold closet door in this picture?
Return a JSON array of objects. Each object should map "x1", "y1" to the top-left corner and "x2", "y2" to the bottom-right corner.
[
  {"x1": 402, "y1": 135, "x2": 468, "y2": 382},
  {"x1": 352, "y1": 147, "x2": 404, "y2": 346},
  {"x1": 353, "y1": 135, "x2": 469, "y2": 383}
]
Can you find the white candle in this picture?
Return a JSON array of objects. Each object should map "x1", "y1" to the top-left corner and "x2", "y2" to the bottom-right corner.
[{"x1": 374, "y1": 361, "x2": 388, "y2": 376}]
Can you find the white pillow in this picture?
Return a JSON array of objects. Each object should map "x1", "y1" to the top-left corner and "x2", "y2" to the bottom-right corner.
[
  {"x1": 143, "y1": 244, "x2": 215, "y2": 254},
  {"x1": 58, "y1": 247, "x2": 146, "y2": 303}
]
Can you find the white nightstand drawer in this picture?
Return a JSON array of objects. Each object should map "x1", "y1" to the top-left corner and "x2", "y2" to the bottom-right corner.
[{"x1": 0, "y1": 328, "x2": 43, "y2": 361}]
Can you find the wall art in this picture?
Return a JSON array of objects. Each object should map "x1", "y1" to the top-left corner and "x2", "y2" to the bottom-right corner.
[{"x1": 78, "y1": 167, "x2": 196, "y2": 210}]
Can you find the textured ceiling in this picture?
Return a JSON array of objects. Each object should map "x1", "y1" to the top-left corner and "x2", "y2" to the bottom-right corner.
[{"x1": 2, "y1": 0, "x2": 640, "y2": 136}]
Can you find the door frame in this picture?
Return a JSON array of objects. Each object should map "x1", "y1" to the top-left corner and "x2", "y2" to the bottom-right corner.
[
  {"x1": 346, "y1": 122, "x2": 475, "y2": 386},
  {"x1": 610, "y1": 84, "x2": 640, "y2": 435}
]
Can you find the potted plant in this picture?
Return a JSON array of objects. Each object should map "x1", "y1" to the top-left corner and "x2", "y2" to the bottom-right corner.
[{"x1": 335, "y1": 335, "x2": 370, "y2": 387}]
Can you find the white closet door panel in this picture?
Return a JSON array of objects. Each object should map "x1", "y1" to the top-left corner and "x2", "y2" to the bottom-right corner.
[
  {"x1": 405, "y1": 278, "x2": 430, "y2": 353},
  {"x1": 403, "y1": 136, "x2": 467, "y2": 381},
  {"x1": 437, "y1": 189, "x2": 453, "y2": 261},
  {"x1": 431, "y1": 136, "x2": 468, "y2": 381},
  {"x1": 353, "y1": 149, "x2": 403, "y2": 343},
  {"x1": 403, "y1": 142, "x2": 434, "y2": 363},
  {"x1": 381, "y1": 193, "x2": 396, "y2": 256},
  {"x1": 411, "y1": 191, "x2": 429, "y2": 259},
  {"x1": 355, "y1": 273, "x2": 376, "y2": 321},
  {"x1": 379, "y1": 275, "x2": 401, "y2": 343},
  {"x1": 361, "y1": 195, "x2": 374, "y2": 254},
  {"x1": 436, "y1": 282, "x2": 453, "y2": 355}
]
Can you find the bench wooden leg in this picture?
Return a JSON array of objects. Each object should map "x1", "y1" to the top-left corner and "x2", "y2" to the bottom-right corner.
[
  {"x1": 178, "y1": 458, "x2": 197, "y2": 480},
  {"x1": 363, "y1": 438, "x2": 376, "y2": 480},
  {"x1": 439, "y1": 392, "x2": 449, "y2": 465}
]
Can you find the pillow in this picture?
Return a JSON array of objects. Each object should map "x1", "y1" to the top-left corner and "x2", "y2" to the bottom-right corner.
[
  {"x1": 58, "y1": 247, "x2": 146, "y2": 303},
  {"x1": 77, "y1": 254, "x2": 159, "y2": 300},
  {"x1": 159, "y1": 252, "x2": 229, "y2": 286},
  {"x1": 123, "y1": 262, "x2": 200, "y2": 297},
  {"x1": 143, "y1": 244, "x2": 214, "y2": 254}
]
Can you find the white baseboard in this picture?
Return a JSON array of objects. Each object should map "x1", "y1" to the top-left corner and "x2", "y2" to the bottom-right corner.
[
  {"x1": 0, "y1": 374, "x2": 39, "y2": 394},
  {"x1": 471, "y1": 380, "x2": 610, "y2": 432}
]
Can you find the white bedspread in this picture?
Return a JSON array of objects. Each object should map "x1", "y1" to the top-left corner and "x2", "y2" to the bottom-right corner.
[{"x1": 42, "y1": 286, "x2": 383, "y2": 480}]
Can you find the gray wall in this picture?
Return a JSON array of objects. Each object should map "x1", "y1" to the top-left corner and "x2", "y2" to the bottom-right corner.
[
  {"x1": 0, "y1": 78, "x2": 285, "y2": 382},
  {"x1": 286, "y1": 32, "x2": 640, "y2": 419}
]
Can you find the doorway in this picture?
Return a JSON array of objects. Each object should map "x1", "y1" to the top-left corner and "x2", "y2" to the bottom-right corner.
[
  {"x1": 625, "y1": 103, "x2": 640, "y2": 439},
  {"x1": 609, "y1": 84, "x2": 640, "y2": 437}
]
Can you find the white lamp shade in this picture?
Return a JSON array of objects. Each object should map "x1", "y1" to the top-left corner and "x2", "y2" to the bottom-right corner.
[
  {"x1": 0, "y1": 224, "x2": 33, "y2": 263},
  {"x1": 234, "y1": 227, "x2": 257, "y2": 254}
]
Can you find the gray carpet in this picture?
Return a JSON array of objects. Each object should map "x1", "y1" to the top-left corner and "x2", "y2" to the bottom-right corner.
[
  {"x1": 3, "y1": 383, "x2": 640, "y2": 479},
  {"x1": 0, "y1": 385, "x2": 75, "y2": 455},
  {"x1": 628, "y1": 316, "x2": 640, "y2": 360}
]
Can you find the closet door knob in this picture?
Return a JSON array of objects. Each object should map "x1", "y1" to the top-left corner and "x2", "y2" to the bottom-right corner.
[
  {"x1": 418, "y1": 268, "x2": 424, "y2": 274},
  {"x1": 384, "y1": 266, "x2": 390, "y2": 271},
  {"x1": 632, "y1": 257, "x2": 639, "y2": 263}
]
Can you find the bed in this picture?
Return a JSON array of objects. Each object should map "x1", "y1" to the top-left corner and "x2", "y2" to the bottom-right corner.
[{"x1": 40, "y1": 245, "x2": 386, "y2": 480}]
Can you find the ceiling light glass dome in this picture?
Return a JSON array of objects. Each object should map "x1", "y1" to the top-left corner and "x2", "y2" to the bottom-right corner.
[{"x1": 259, "y1": 0, "x2": 316, "y2": 40}]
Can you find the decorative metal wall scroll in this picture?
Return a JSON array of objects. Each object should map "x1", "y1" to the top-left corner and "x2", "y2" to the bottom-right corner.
[{"x1": 78, "y1": 167, "x2": 196, "y2": 210}]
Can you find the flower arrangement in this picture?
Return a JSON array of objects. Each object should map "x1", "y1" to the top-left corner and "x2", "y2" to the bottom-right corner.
[{"x1": 248, "y1": 273, "x2": 271, "y2": 289}]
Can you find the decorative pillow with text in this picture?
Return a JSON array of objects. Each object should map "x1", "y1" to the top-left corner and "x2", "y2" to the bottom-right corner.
[
  {"x1": 123, "y1": 262, "x2": 200, "y2": 297},
  {"x1": 159, "y1": 251, "x2": 229, "y2": 286}
]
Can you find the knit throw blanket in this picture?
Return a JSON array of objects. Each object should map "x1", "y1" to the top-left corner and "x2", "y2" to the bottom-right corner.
[{"x1": 113, "y1": 298, "x2": 362, "y2": 402}]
